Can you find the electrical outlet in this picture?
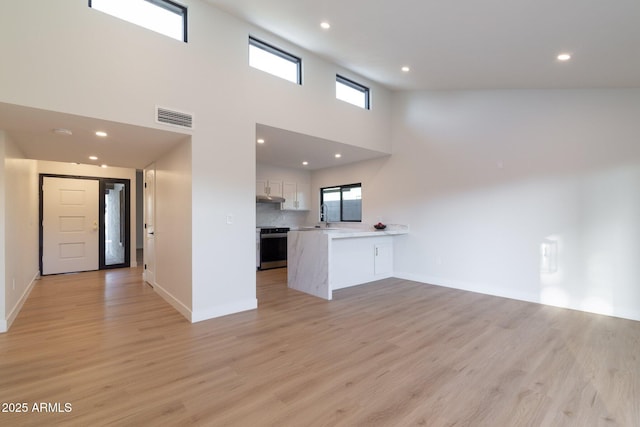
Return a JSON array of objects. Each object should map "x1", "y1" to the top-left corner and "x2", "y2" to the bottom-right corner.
[{"x1": 226, "y1": 214, "x2": 234, "y2": 225}]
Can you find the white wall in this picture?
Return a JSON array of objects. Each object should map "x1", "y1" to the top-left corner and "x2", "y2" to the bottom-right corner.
[
  {"x1": 0, "y1": 0, "x2": 394, "y2": 322},
  {"x1": 1, "y1": 132, "x2": 39, "y2": 332},
  {"x1": 3, "y1": 1, "x2": 638, "y2": 325},
  {"x1": 38, "y1": 161, "x2": 138, "y2": 267},
  {"x1": 153, "y1": 140, "x2": 193, "y2": 319},
  {"x1": 313, "y1": 89, "x2": 640, "y2": 321},
  {"x1": 308, "y1": 158, "x2": 391, "y2": 227},
  {"x1": 257, "y1": 163, "x2": 311, "y2": 187}
]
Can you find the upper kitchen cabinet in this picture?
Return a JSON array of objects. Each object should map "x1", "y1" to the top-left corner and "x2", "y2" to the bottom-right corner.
[
  {"x1": 257, "y1": 163, "x2": 311, "y2": 210},
  {"x1": 256, "y1": 179, "x2": 283, "y2": 198},
  {"x1": 282, "y1": 181, "x2": 310, "y2": 211}
]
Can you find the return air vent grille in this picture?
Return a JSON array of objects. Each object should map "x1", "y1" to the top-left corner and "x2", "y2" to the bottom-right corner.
[{"x1": 155, "y1": 106, "x2": 193, "y2": 129}]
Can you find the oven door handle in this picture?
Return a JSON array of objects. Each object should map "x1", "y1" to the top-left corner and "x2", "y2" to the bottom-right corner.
[{"x1": 261, "y1": 233, "x2": 288, "y2": 239}]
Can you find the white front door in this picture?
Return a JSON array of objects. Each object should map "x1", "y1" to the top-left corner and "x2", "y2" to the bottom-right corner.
[
  {"x1": 42, "y1": 177, "x2": 100, "y2": 275},
  {"x1": 143, "y1": 165, "x2": 156, "y2": 286}
]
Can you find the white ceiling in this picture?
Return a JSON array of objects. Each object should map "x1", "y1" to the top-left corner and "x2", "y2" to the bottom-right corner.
[
  {"x1": 6, "y1": 1, "x2": 639, "y2": 171},
  {"x1": 208, "y1": 0, "x2": 640, "y2": 91},
  {"x1": 0, "y1": 103, "x2": 188, "y2": 170},
  {"x1": 256, "y1": 124, "x2": 389, "y2": 171}
]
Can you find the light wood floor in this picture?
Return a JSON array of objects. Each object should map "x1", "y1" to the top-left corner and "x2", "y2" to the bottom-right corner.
[{"x1": 1, "y1": 266, "x2": 639, "y2": 426}]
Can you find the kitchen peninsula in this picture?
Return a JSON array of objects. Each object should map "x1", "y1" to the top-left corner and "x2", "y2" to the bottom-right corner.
[{"x1": 287, "y1": 225, "x2": 409, "y2": 300}]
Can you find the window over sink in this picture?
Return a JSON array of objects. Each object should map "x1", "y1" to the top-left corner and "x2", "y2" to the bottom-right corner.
[{"x1": 320, "y1": 183, "x2": 362, "y2": 223}]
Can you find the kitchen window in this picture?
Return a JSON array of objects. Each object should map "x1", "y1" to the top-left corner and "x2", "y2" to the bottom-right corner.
[
  {"x1": 320, "y1": 184, "x2": 362, "y2": 223},
  {"x1": 336, "y1": 75, "x2": 370, "y2": 109},
  {"x1": 249, "y1": 37, "x2": 302, "y2": 84},
  {"x1": 89, "y1": 0, "x2": 187, "y2": 42}
]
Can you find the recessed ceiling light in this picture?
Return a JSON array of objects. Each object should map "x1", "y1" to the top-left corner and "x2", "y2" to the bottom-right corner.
[
  {"x1": 320, "y1": 22, "x2": 331, "y2": 30},
  {"x1": 89, "y1": 156, "x2": 98, "y2": 161},
  {"x1": 95, "y1": 131, "x2": 108, "y2": 137},
  {"x1": 335, "y1": 153, "x2": 342, "y2": 158},
  {"x1": 257, "y1": 138, "x2": 265, "y2": 144},
  {"x1": 401, "y1": 66, "x2": 411, "y2": 72},
  {"x1": 302, "y1": 161, "x2": 309, "y2": 166},
  {"x1": 557, "y1": 53, "x2": 571, "y2": 61}
]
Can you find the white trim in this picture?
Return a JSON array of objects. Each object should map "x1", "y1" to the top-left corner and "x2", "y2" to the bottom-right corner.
[
  {"x1": 394, "y1": 272, "x2": 538, "y2": 304},
  {"x1": 191, "y1": 299, "x2": 258, "y2": 323},
  {"x1": 152, "y1": 279, "x2": 258, "y2": 323},
  {"x1": 152, "y1": 281, "x2": 192, "y2": 321},
  {"x1": 2, "y1": 271, "x2": 40, "y2": 333},
  {"x1": 393, "y1": 272, "x2": 640, "y2": 322}
]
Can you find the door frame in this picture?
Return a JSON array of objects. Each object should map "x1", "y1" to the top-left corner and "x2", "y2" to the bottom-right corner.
[
  {"x1": 39, "y1": 174, "x2": 131, "y2": 274},
  {"x1": 143, "y1": 164, "x2": 156, "y2": 286}
]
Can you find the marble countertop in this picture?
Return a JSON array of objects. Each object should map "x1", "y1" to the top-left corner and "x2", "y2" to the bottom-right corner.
[{"x1": 289, "y1": 224, "x2": 408, "y2": 239}]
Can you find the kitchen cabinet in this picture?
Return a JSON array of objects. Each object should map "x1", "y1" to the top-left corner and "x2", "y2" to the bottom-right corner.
[
  {"x1": 256, "y1": 179, "x2": 282, "y2": 198},
  {"x1": 288, "y1": 227, "x2": 408, "y2": 300},
  {"x1": 330, "y1": 236, "x2": 394, "y2": 290},
  {"x1": 374, "y1": 243, "x2": 393, "y2": 276},
  {"x1": 282, "y1": 181, "x2": 310, "y2": 210}
]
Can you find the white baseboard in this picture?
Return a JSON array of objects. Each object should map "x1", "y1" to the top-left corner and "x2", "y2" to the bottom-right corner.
[
  {"x1": 152, "y1": 281, "x2": 192, "y2": 322},
  {"x1": 2, "y1": 271, "x2": 40, "y2": 333},
  {"x1": 153, "y1": 279, "x2": 257, "y2": 323},
  {"x1": 393, "y1": 272, "x2": 640, "y2": 322},
  {"x1": 394, "y1": 272, "x2": 539, "y2": 304},
  {"x1": 191, "y1": 299, "x2": 258, "y2": 323}
]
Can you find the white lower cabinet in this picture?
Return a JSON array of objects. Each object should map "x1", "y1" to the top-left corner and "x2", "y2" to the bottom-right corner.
[
  {"x1": 331, "y1": 235, "x2": 393, "y2": 290},
  {"x1": 374, "y1": 243, "x2": 393, "y2": 276},
  {"x1": 289, "y1": 229, "x2": 408, "y2": 300}
]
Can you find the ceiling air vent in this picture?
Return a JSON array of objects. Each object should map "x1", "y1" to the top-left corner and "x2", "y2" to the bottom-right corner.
[{"x1": 155, "y1": 106, "x2": 193, "y2": 129}]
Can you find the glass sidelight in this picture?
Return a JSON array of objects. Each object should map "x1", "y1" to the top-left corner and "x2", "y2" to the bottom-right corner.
[{"x1": 100, "y1": 179, "x2": 130, "y2": 269}]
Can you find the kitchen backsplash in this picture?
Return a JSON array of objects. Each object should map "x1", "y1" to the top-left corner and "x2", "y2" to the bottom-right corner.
[{"x1": 256, "y1": 203, "x2": 308, "y2": 227}]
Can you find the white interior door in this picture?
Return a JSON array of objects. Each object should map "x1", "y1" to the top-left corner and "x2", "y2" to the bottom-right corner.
[
  {"x1": 143, "y1": 165, "x2": 156, "y2": 286},
  {"x1": 42, "y1": 177, "x2": 99, "y2": 275}
]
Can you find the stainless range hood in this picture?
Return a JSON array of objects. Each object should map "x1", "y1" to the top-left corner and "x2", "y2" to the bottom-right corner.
[{"x1": 256, "y1": 194, "x2": 285, "y2": 204}]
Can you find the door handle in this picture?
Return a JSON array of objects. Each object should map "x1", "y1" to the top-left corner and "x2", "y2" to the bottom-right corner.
[{"x1": 148, "y1": 232, "x2": 155, "y2": 235}]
